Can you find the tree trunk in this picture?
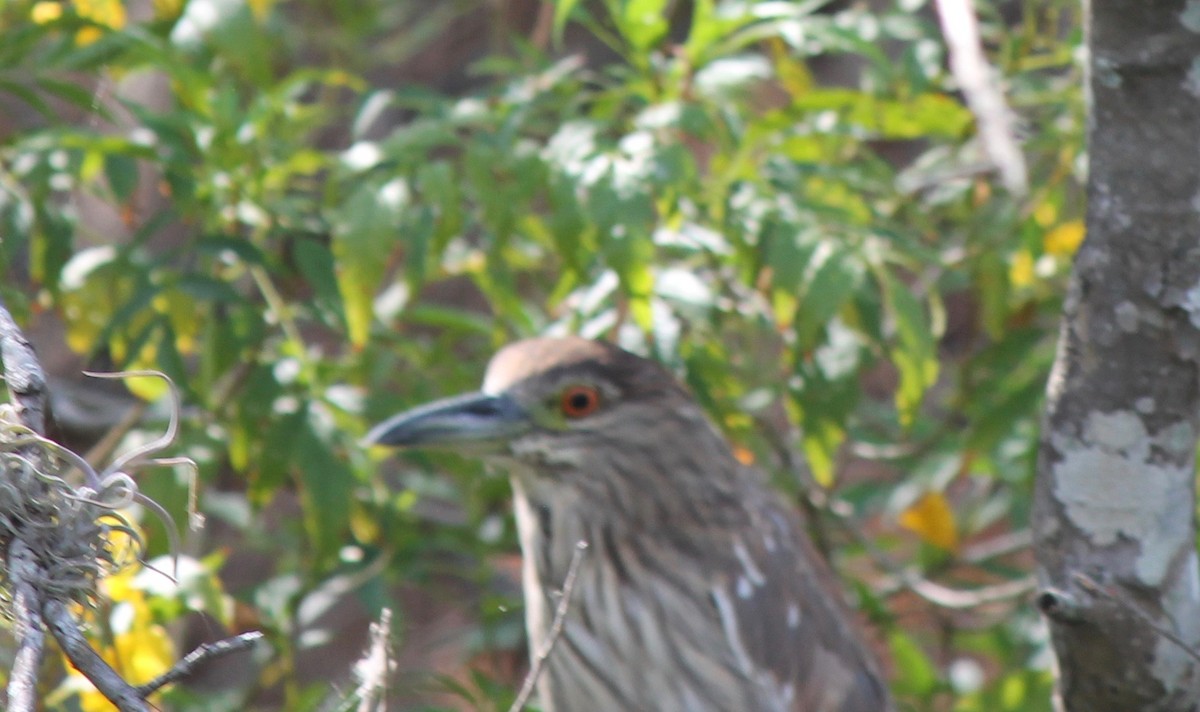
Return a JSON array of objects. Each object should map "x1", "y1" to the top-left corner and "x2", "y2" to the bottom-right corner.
[{"x1": 1032, "y1": 1, "x2": 1200, "y2": 710}]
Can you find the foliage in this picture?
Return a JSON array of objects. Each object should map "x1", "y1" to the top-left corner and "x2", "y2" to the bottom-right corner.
[{"x1": 0, "y1": 0, "x2": 1082, "y2": 709}]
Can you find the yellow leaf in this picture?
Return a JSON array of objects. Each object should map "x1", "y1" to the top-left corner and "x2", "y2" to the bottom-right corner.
[
  {"x1": 899, "y1": 492, "x2": 958, "y2": 552},
  {"x1": 31, "y1": 2, "x2": 63, "y2": 23},
  {"x1": 74, "y1": 0, "x2": 126, "y2": 45},
  {"x1": 1033, "y1": 201, "x2": 1057, "y2": 228},
  {"x1": 247, "y1": 0, "x2": 276, "y2": 21},
  {"x1": 69, "y1": 523, "x2": 174, "y2": 711},
  {"x1": 1044, "y1": 220, "x2": 1085, "y2": 256},
  {"x1": 117, "y1": 348, "x2": 170, "y2": 402},
  {"x1": 349, "y1": 501, "x2": 381, "y2": 544},
  {"x1": 151, "y1": 0, "x2": 184, "y2": 19},
  {"x1": 769, "y1": 38, "x2": 813, "y2": 98},
  {"x1": 1009, "y1": 250, "x2": 1035, "y2": 288},
  {"x1": 731, "y1": 445, "x2": 755, "y2": 466},
  {"x1": 76, "y1": 0, "x2": 126, "y2": 27},
  {"x1": 801, "y1": 419, "x2": 843, "y2": 488},
  {"x1": 152, "y1": 288, "x2": 199, "y2": 355}
]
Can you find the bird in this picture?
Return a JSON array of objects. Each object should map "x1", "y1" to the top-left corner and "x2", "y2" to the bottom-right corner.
[{"x1": 365, "y1": 336, "x2": 891, "y2": 712}]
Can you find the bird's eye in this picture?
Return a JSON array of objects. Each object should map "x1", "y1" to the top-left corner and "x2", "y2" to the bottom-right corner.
[{"x1": 560, "y1": 385, "x2": 601, "y2": 418}]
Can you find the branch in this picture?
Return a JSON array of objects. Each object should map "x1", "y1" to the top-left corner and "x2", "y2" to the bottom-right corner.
[
  {"x1": 2, "y1": 296, "x2": 51, "y2": 712},
  {"x1": 507, "y1": 541, "x2": 588, "y2": 712},
  {"x1": 0, "y1": 296, "x2": 48, "y2": 435},
  {"x1": 43, "y1": 598, "x2": 149, "y2": 711},
  {"x1": 905, "y1": 574, "x2": 1036, "y2": 610},
  {"x1": 353, "y1": 609, "x2": 393, "y2": 712},
  {"x1": 1067, "y1": 573, "x2": 1200, "y2": 666},
  {"x1": 136, "y1": 631, "x2": 265, "y2": 697},
  {"x1": 7, "y1": 540, "x2": 45, "y2": 712},
  {"x1": 1, "y1": 300, "x2": 233, "y2": 710},
  {"x1": 934, "y1": 0, "x2": 1027, "y2": 194}
]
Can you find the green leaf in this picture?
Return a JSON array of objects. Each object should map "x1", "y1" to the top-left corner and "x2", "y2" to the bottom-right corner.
[
  {"x1": 553, "y1": 0, "x2": 583, "y2": 45},
  {"x1": 294, "y1": 411, "x2": 353, "y2": 564},
  {"x1": 404, "y1": 305, "x2": 493, "y2": 335},
  {"x1": 683, "y1": 0, "x2": 720, "y2": 60},
  {"x1": 174, "y1": 274, "x2": 243, "y2": 303},
  {"x1": 102, "y1": 152, "x2": 137, "y2": 201},
  {"x1": 879, "y1": 271, "x2": 938, "y2": 427},
  {"x1": 617, "y1": 0, "x2": 670, "y2": 51},
  {"x1": 173, "y1": 0, "x2": 271, "y2": 88},
  {"x1": 293, "y1": 237, "x2": 346, "y2": 329},
  {"x1": 889, "y1": 629, "x2": 940, "y2": 697},
  {"x1": 330, "y1": 181, "x2": 405, "y2": 347},
  {"x1": 801, "y1": 417, "x2": 843, "y2": 488},
  {"x1": 195, "y1": 234, "x2": 268, "y2": 265},
  {"x1": 767, "y1": 229, "x2": 865, "y2": 350},
  {"x1": 792, "y1": 89, "x2": 973, "y2": 138},
  {"x1": 788, "y1": 357, "x2": 859, "y2": 487},
  {"x1": 0, "y1": 79, "x2": 52, "y2": 119},
  {"x1": 38, "y1": 77, "x2": 115, "y2": 121},
  {"x1": 402, "y1": 205, "x2": 435, "y2": 288}
]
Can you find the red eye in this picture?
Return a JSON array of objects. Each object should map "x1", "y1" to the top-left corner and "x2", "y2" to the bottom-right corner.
[{"x1": 560, "y1": 385, "x2": 601, "y2": 418}]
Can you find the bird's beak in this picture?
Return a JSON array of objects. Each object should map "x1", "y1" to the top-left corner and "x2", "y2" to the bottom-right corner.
[{"x1": 363, "y1": 391, "x2": 531, "y2": 451}]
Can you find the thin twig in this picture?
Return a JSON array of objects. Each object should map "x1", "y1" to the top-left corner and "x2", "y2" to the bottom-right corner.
[
  {"x1": 834, "y1": 499, "x2": 1034, "y2": 612},
  {"x1": 135, "y1": 631, "x2": 265, "y2": 697},
  {"x1": 354, "y1": 609, "x2": 394, "y2": 712},
  {"x1": 906, "y1": 575, "x2": 1037, "y2": 610},
  {"x1": 935, "y1": 0, "x2": 1028, "y2": 194},
  {"x1": 1072, "y1": 572, "x2": 1200, "y2": 665},
  {"x1": 508, "y1": 541, "x2": 588, "y2": 712},
  {"x1": 960, "y1": 529, "x2": 1032, "y2": 564}
]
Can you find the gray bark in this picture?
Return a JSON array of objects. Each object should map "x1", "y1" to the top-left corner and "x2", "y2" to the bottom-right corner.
[{"x1": 1032, "y1": 1, "x2": 1200, "y2": 711}]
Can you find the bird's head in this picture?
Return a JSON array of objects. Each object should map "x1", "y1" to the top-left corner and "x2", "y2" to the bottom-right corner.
[{"x1": 364, "y1": 337, "x2": 722, "y2": 498}]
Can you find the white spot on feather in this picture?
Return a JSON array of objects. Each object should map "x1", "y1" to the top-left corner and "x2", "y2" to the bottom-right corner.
[
  {"x1": 737, "y1": 576, "x2": 753, "y2": 599},
  {"x1": 787, "y1": 603, "x2": 801, "y2": 629},
  {"x1": 733, "y1": 540, "x2": 766, "y2": 586},
  {"x1": 711, "y1": 586, "x2": 755, "y2": 675}
]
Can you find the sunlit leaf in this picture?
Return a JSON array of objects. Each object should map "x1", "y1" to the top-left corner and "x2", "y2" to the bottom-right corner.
[
  {"x1": 1009, "y1": 249, "x2": 1035, "y2": 288},
  {"x1": 617, "y1": 0, "x2": 670, "y2": 51},
  {"x1": 801, "y1": 417, "x2": 842, "y2": 488},
  {"x1": 889, "y1": 630, "x2": 940, "y2": 697},
  {"x1": 553, "y1": 0, "x2": 583, "y2": 44},
  {"x1": 878, "y1": 271, "x2": 938, "y2": 427},
  {"x1": 330, "y1": 181, "x2": 405, "y2": 348},
  {"x1": 1044, "y1": 219, "x2": 1085, "y2": 256}
]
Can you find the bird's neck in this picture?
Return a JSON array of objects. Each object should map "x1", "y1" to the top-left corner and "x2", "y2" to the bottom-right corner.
[
  {"x1": 511, "y1": 479, "x2": 586, "y2": 582},
  {"x1": 507, "y1": 455, "x2": 747, "y2": 585}
]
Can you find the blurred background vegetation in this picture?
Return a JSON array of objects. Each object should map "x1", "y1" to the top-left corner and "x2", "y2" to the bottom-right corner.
[{"x1": 0, "y1": 0, "x2": 1083, "y2": 709}]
